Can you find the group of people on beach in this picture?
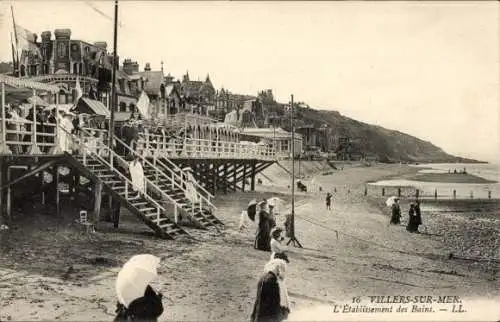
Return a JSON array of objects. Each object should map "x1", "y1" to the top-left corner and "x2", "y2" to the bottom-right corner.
[
  {"x1": 241, "y1": 198, "x2": 292, "y2": 322},
  {"x1": 390, "y1": 198, "x2": 423, "y2": 233}
]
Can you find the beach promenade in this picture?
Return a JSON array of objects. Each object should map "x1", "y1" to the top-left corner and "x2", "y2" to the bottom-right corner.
[{"x1": 0, "y1": 163, "x2": 498, "y2": 321}]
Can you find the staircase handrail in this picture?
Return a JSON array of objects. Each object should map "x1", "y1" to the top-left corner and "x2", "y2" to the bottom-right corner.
[
  {"x1": 141, "y1": 138, "x2": 217, "y2": 212},
  {"x1": 113, "y1": 134, "x2": 216, "y2": 212},
  {"x1": 67, "y1": 131, "x2": 169, "y2": 224},
  {"x1": 136, "y1": 132, "x2": 215, "y2": 199},
  {"x1": 68, "y1": 127, "x2": 184, "y2": 224}
]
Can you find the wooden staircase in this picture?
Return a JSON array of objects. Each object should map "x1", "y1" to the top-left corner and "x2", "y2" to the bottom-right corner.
[
  {"x1": 114, "y1": 136, "x2": 224, "y2": 230},
  {"x1": 64, "y1": 134, "x2": 189, "y2": 239}
]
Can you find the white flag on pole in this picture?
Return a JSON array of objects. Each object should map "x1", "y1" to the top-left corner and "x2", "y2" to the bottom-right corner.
[
  {"x1": 136, "y1": 91, "x2": 150, "y2": 119},
  {"x1": 14, "y1": 24, "x2": 40, "y2": 55},
  {"x1": 75, "y1": 77, "x2": 83, "y2": 101}
]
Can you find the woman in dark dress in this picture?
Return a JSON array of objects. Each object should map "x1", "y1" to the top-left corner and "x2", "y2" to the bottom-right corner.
[
  {"x1": 114, "y1": 285, "x2": 163, "y2": 322},
  {"x1": 255, "y1": 202, "x2": 272, "y2": 251},
  {"x1": 390, "y1": 198, "x2": 401, "y2": 225},
  {"x1": 251, "y1": 260, "x2": 289, "y2": 322},
  {"x1": 414, "y1": 200, "x2": 423, "y2": 231},
  {"x1": 406, "y1": 203, "x2": 419, "y2": 233}
]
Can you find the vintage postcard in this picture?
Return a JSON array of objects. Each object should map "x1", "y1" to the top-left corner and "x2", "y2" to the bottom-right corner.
[{"x1": 0, "y1": 1, "x2": 498, "y2": 321}]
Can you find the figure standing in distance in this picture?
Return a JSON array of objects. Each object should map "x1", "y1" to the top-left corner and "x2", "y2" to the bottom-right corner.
[
  {"x1": 414, "y1": 200, "x2": 423, "y2": 231},
  {"x1": 390, "y1": 198, "x2": 401, "y2": 225},
  {"x1": 406, "y1": 203, "x2": 419, "y2": 233},
  {"x1": 325, "y1": 192, "x2": 332, "y2": 210},
  {"x1": 254, "y1": 201, "x2": 272, "y2": 251}
]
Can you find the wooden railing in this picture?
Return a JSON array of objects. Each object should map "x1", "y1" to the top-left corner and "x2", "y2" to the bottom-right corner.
[
  {"x1": 136, "y1": 132, "x2": 276, "y2": 160},
  {"x1": 161, "y1": 112, "x2": 218, "y2": 128},
  {"x1": 72, "y1": 127, "x2": 184, "y2": 224},
  {"x1": 114, "y1": 134, "x2": 217, "y2": 218},
  {"x1": 1, "y1": 118, "x2": 58, "y2": 154}
]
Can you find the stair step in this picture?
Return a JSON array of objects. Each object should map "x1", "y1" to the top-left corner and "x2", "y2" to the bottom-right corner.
[
  {"x1": 103, "y1": 180, "x2": 122, "y2": 184},
  {"x1": 138, "y1": 207, "x2": 156, "y2": 212},
  {"x1": 131, "y1": 201, "x2": 148, "y2": 206}
]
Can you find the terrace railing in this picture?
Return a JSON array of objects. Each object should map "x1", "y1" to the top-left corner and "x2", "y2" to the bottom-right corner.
[{"x1": 136, "y1": 132, "x2": 276, "y2": 161}]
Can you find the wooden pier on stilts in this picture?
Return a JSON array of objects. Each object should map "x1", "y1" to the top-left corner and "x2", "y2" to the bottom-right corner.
[{"x1": 0, "y1": 75, "x2": 277, "y2": 240}]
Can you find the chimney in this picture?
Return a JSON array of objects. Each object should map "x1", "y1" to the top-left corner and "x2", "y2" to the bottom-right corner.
[
  {"x1": 94, "y1": 41, "x2": 108, "y2": 51},
  {"x1": 41, "y1": 31, "x2": 51, "y2": 42},
  {"x1": 54, "y1": 28, "x2": 71, "y2": 40},
  {"x1": 144, "y1": 63, "x2": 151, "y2": 72}
]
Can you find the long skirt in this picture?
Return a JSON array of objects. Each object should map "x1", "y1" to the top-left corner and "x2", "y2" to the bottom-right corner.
[{"x1": 255, "y1": 223, "x2": 271, "y2": 251}]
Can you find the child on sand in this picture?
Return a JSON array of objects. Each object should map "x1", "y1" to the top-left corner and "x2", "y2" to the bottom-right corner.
[{"x1": 326, "y1": 192, "x2": 332, "y2": 210}]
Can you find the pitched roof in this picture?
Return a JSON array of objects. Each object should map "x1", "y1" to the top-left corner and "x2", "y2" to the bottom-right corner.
[
  {"x1": 134, "y1": 70, "x2": 164, "y2": 95},
  {"x1": 73, "y1": 97, "x2": 110, "y2": 117}
]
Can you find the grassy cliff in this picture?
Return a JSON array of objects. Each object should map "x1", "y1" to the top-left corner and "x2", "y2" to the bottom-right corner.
[{"x1": 290, "y1": 107, "x2": 483, "y2": 163}]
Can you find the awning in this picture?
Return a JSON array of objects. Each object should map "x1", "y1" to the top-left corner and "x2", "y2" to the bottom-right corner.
[
  {"x1": 72, "y1": 97, "x2": 110, "y2": 117},
  {"x1": 0, "y1": 74, "x2": 60, "y2": 93}
]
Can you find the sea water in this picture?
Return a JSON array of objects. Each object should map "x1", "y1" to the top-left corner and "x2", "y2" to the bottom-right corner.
[{"x1": 369, "y1": 163, "x2": 500, "y2": 199}]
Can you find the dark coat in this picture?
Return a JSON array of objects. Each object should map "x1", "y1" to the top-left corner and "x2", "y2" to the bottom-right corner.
[
  {"x1": 114, "y1": 285, "x2": 163, "y2": 322},
  {"x1": 390, "y1": 203, "x2": 401, "y2": 225},
  {"x1": 251, "y1": 272, "x2": 288, "y2": 322},
  {"x1": 255, "y1": 210, "x2": 272, "y2": 251}
]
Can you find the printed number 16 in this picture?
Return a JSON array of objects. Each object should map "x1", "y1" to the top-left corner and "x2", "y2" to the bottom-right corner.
[{"x1": 352, "y1": 297, "x2": 361, "y2": 303}]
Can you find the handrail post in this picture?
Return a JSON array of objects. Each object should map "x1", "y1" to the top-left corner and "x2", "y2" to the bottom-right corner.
[{"x1": 174, "y1": 206, "x2": 178, "y2": 224}]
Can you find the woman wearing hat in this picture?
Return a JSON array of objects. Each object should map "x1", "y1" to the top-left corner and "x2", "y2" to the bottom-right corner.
[
  {"x1": 270, "y1": 227, "x2": 288, "y2": 262},
  {"x1": 251, "y1": 258, "x2": 290, "y2": 322},
  {"x1": 390, "y1": 198, "x2": 401, "y2": 225},
  {"x1": 254, "y1": 201, "x2": 272, "y2": 251},
  {"x1": 406, "y1": 202, "x2": 419, "y2": 233}
]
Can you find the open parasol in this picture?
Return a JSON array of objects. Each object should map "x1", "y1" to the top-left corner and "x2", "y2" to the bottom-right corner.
[
  {"x1": 385, "y1": 196, "x2": 399, "y2": 207},
  {"x1": 116, "y1": 254, "x2": 161, "y2": 307}
]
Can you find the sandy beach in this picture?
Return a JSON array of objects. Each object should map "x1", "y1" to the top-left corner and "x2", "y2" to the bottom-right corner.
[{"x1": 0, "y1": 162, "x2": 498, "y2": 321}]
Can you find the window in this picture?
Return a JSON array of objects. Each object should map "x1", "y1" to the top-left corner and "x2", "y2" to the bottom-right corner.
[
  {"x1": 128, "y1": 103, "x2": 135, "y2": 112},
  {"x1": 119, "y1": 102, "x2": 127, "y2": 112},
  {"x1": 281, "y1": 140, "x2": 289, "y2": 151},
  {"x1": 73, "y1": 63, "x2": 78, "y2": 74}
]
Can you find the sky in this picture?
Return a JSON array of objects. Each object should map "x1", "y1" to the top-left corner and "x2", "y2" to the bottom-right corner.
[{"x1": 0, "y1": 1, "x2": 499, "y2": 162}]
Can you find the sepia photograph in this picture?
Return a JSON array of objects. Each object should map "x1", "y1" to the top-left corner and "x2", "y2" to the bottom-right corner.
[{"x1": 0, "y1": 1, "x2": 498, "y2": 321}]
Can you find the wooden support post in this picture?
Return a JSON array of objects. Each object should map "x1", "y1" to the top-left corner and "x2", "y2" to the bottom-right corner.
[
  {"x1": 73, "y1": 174, "x2": 80, "y2": 201},
  {"x1": 453, "y1": 189, "x2": 456, "y2": 199},
  {"x1": 434, "y1": 189, "x2": 438, "y2": 200},
  {"x1": 364, "y1": 186, "x2": 367, "y2": 196},
  {"x1": 250, "y1": 162, "x2": 256, "y2": 191},
  {"x1": 6, "y1": 166, "x2": 11, "y2": 220},
  {"x1": 242, "y1": 163, "x2": 247, "y2": 192},
  {"x1": 56, "y1": 166, "x2": 60, "y2": 217},
  {"x1": 0, "y1": 157, "x2": 4, "y2": 225},
  {"x1": 93, "y1": 180, "x2": 103, "y2": 227},
  {"x1": 233, "y1": 162, "x2": 237, "y2": 190},
  {"x1": 382, "y1": 187, "x2": 385, "y2": 196},
  {"x1": 113, "y1": 197, "x2": 121, "y2": 228},
  {"x1": 223, "y1": 162, "x2": 228, "y2": 194},
  {"x1": 212, "y1": 162, "x2": 217, "y2": 195},
  {"x1": 397, "y1": 187, "x2": 401, "y2": 197},
  {"x1": 488, "y1": 191, "x2": 491, "y2": 199},
  {"x1": 470, "y1": 190, "x2": 473, "y2": 199},
  {"x1": 107, "y1": 194, "x2": 113, "y2": 222}
]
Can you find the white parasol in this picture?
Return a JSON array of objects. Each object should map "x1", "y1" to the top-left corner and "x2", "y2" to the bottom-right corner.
[
  {"x1": 116, "y1": 254, "x2": 161, "y2": 307},
  {"x1": 385, "y1": 196, "x2": 399, "y2": 207},
  {"x1": 248, "y1": 199, "x2": 258, "y2": 207}
]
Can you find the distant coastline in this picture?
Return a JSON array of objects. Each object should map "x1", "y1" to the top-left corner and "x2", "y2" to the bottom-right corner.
[{"x1": 399, "y1": 172, "x2": 497, "y2": 184}]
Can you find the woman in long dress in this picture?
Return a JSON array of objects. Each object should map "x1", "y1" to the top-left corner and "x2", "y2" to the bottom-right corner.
[
  {"x1": 184, "y1": 169, "x2": 199, "y2": 204},
  {"x1": 406, "y1": 203, "x2": 419, "y2": 233},
  {"x1": 251, "y1": 258, "x2": 290, "y2": 322},
  {"x1": 255, "y1": 201, "x2": 272, "y2": 251},
  {"x1": 390, "y1": 198, "x2": 401, "y2": 225}
]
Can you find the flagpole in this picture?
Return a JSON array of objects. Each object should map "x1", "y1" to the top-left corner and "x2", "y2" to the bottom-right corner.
[
  {"x1": 11, "y1": 5, "x2": 20, "y2": 77},
  {"x1": 109, "y1": 0, "x2": 118, "y2": 152},
  {"x1": 287, "y1": 94, "x2": 302, "y2": 248},
  {"x1": 10, "y1": 33, "x2": 17, "y2": 76}
]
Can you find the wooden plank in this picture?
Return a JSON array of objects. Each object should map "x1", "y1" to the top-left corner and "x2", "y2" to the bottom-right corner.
[
  {"x1": 251, "y1": 162, "x2": 256, "y2": 191},
  {"x1": 56, "y1": 166, "x2": 61, "y2": 217},
  {"x1": 0, "y1": 157, "x2": 4, "y2": 226},
  {"x1": 242, "y1": 163, "x2": 247, "y2": 192},
  {"x1": 93, "y1": 180, "x2": 103, "y2": 227}
]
